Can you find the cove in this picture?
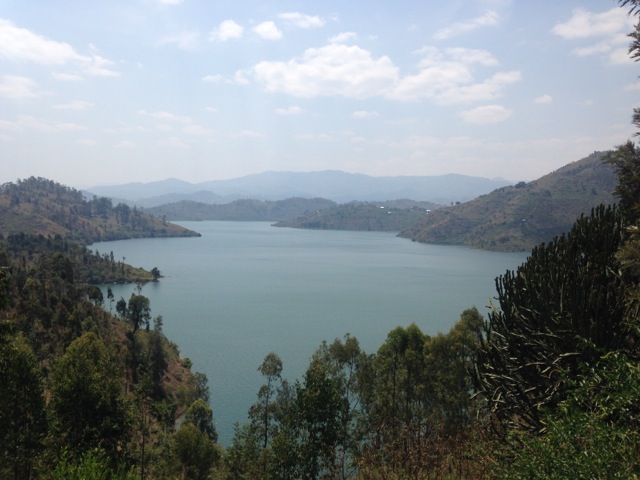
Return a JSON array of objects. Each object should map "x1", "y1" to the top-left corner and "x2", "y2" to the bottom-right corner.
[{"x1": 96, "y1": 221, "x2": 528, "y2": 445}]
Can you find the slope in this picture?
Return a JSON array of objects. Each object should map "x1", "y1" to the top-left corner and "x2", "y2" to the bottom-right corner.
[{"x1": 398, "y1": 152, "x2": 618, "y2": 251}]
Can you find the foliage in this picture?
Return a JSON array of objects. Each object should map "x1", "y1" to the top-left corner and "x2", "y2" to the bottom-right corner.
[
  {"x1": 173, "y1": 422, "x2": 220, "y2": 480},
  {"x1": 274, "y1": 201, "x2": 437, "y2": 232},
  {"x1": 474, "y1": 205, "x2": 628, "y2": 432},
  {"x1": 0, "y1": 176, "x2": 200, "y2": 243},
  {"x1": 50, "y1": 449, "x2": 136, "y2": 480},
  {"x1": 0, "y1": 335, "x2": 47, "y2": 480},
  {"x1": 494, "y1": 352, "x2": 640, "y2": 479},
  {"x1": 399, "y1": 151, "x2": 618, "y2": 251},
  {"x1": 48, "y1": 332, "x2": 132, "y2": 461}
]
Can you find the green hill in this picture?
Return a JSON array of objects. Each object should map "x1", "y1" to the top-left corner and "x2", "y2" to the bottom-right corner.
[
  {"x1": 146, "y1": 197, "x2": 336, "y2": 221},
  {"x1": 0, "y1": 177, "x2": 200, "y2": 243},
  {"x1": 398, "y1": 152, "x2": 618, "y2": 251},
  {"x1": 274, "y1": 200, "x2": 440, "y2": 231}
]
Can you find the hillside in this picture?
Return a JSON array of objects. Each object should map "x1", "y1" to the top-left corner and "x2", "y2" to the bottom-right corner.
[
  {"x1": 398, "y1": 152, "x2": 618, "y2": 251},
  {"x1": 87, "y1": 170, "x2": 511, "y2": 206},
  {"x1": 274, "y1": 200, "x2": 440, "y2": 231},
  {"x1": 147, "y1": 197, "x2": 336, "y2": 221},
  {"x1": 0, "y1": 177, "x2": 200, "y2": 243}
]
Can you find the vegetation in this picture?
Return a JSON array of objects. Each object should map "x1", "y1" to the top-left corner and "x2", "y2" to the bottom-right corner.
[
  {"x1": 0, "y1": 177, "x2": 200, "y2": 243},
  {"x1": 273, "y1": 200, "x2": 440, "y2": 232},
  {"x1": 1, "y1": 2, "x2": 640, "y2": 477},
  {"x1": 399, "y1": 151, "x2": 618, "y2": 251},
  {"x1": 147, "y1": 197, "x2": 337, "y2": 222}
]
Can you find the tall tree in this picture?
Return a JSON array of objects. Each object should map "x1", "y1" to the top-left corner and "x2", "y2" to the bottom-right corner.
[
  {"x1": 49, "y1": 332, "x2": 131, "y2": 460},
  {"x1": 0, "y1": 335, "x2": 47, "y2": 480}
]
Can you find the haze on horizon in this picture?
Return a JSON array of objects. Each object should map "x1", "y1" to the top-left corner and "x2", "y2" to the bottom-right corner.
[{"x1": 1, "y1": 0, "x2": 639, "y2": 189}]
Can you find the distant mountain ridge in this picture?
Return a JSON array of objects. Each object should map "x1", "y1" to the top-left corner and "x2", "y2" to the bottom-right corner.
[
  {"x1": 86, "y1": 171, "x2": 511, "y2": 207},
  {"x1": 147, "y1": 197, "x2": 337, "y2": 222},
  {"x1": 398, "y1": 152, "x2": 618, "y2": 251}
]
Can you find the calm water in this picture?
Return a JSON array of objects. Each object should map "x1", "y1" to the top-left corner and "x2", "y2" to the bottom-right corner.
[{"x1": 95, "y1": 221, "x2": 528, "y2": 445}]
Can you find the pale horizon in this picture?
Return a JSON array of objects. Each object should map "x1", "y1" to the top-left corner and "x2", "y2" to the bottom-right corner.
[{"x1": 1, "y1": 1, "x2": 638, "y2": 188}]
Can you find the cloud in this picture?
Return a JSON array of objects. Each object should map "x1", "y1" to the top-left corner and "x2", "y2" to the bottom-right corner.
[
  {"x1": 278, "y1": 12, "x2": 324, "y2": 28},
  {"x1": 552, "y1": 8, "x2": 634, "y2": 64},
  {"x1": 0, "y1": 75, "x2": 41, "y2": 99},
  {"x1": 329, "y1": 32, "x2": 357, "y2": 44},
  {"x1": 433, "y1": 10, "x2": 499, "y2": 40},
  {"x1": 252, "y1": 43, "x2": 518, "y2": 103},
  {"x1": 0, "y1": 114, "x2": 88, "y2": 132},
  {"x1": 158, "y1": 31, "x2": 200, "y2": 50},
  {"x1": 115, "y1": 140, "x2": 136, "y2": 149},
  {"x1": 0, "y1": 19, "x2": 86, "y2": 64},
  {"x1": 210, "y1": 20, "x2": 244, "y2": 42},
  {"x1": 202, "y1": 74, "x2": 223, "y2": 83},
  {"x1": 552, "y1": 7, "x2": 631, "y2": 39},
  {"x1": 0, "y1": 19, "x2": 119, "y2": 76},
  {"x1": 253, "y1": 44, "x2": 398, "y2": 98},
  {"x1": 534, "y1": 94, "x2": 553, "y2": 104},
  {"x1": 53, "y1": 100, "x2": 93, "y2": 110},
  {"x1": 352, "y1": 110, "x2": 379, "y2": 119},
  {"x1": 52, "y1": 72, "x2": 84, "y2": 81},
  {"x1": 275, "y1": 106, "x2": 302, "y2": 115},
  {"x1": 157, "y1": 0, "x2": 184, "y2": 4},
  {"x1": 460, "y1": 104, "x2": 512, "y2": 124},
  {"x1": 139, "y1": 110, "x2": 193, "y2": 123},
  {"x1": 253, "y1": 21, "x2": 282, "y2": 40},
  {"x1": 389, "y1": 47, "x2": 518, "y2": 102}
]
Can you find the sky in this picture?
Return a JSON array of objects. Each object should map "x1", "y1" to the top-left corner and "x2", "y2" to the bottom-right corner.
[{"x1": 1, "y1": 0, "x2": 640, "y2": 188}]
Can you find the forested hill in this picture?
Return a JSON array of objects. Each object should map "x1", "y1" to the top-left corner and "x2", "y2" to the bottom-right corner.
[
  {"x1": 273, "y1": 200, "x2": 441, "y2": 231},
  {"x1": 0, "y1": 177, "x2": 200, "y2": 243},
  {"x1": 398, "y1": 152, "x2": 618, "y2": 251},
  {"x1": 146, "y1": 197, "x2": 337, "y2": 221}
]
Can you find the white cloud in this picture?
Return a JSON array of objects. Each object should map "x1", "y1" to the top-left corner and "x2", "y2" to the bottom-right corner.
[
  {"x1": 158, "y1": 31, "x2": 200, "y2": 50},
  {"x1": 329, "y1": 32, "x2": 357, "y2": 44},
  {"x1": 253, "y1": 44, "x2": 398, "y2": 98},
  {"x1": 460, "y1": 104, "x2": 512, "y2": 124},
  {"x1": 139, "y1": 110, "x2": 193, "y2": 123},
  {"x1": 275, "y1": 106, "x2": 302, "y2": 115},
  {"x1": 234, "y1": 130, "x2": 266, "y2": 138},
  {"x1": 202, "y1": 74, "x2": 223, "y2": 83},
  {"x1": 433, "y1": 10, "x2": 499, "y2": 40},
  {"x1": 552, "y1": 8, "x2": 634, "y2": 64},
  {"x1": 534, "y1": 94, "x2": 553, "y2": 104},
  {"x1": 0, "y1": 20, "x2": 119, "y2": 77},
  {"x1": 435, "y1": 70, "x2": 522, "y2": 104},
  {"x1": 210, "y1": 20, "x2": 244, "y2": 42},
  {"x1": 115, "y1": 140, "x2": 136, "y2": 148},
  {"x1": 53, "y1": 100, "x2": 93, "y2": 110},
  {"x1": 552, "y1": 8, "x2": 631, "y2": 39},
  {"x1": 182, "y1": 124, "x2": 212, "y2": 136},
  {"x1": 161, "y1": 136, "x2": 190, "y2": 148},
  {"x1": 278, "y1": 12, "x2": 324, "y2": 28},
  {"x1": 352, "y1": 110, "x2": 379, "y2": 119},
  {"x1": 253, "y1": 21, "x2": 282, "y2": 40},
  {"x1": 52, "y1": 72, "x2": 84, "y2": 81},
  {"x1": 0, "y1": 75, "x2": 41, "y2": 99},
  {"x1": 0, "y1": 19, "x2": 86, "y2": 65},
  {"x1": 157, "y1": 0, "x2": 184, "y2": 4}
]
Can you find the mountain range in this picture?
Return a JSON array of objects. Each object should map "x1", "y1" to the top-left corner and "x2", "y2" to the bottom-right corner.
[
  {"x1": 86, "y1": 171, "x2": 511, "y2": 207},
  {"x1": 398, "y1": 151, "x2": 617, "y2": 251}
]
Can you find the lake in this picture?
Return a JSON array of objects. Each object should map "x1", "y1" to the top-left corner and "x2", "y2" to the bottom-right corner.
[{"x1": 95, "y1": 221, "x2": 528, "y2": 445}]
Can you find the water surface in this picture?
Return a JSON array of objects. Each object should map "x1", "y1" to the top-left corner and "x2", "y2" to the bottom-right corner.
[{"x1": 96, "y1": 221, "x2": 528, "y2": 445}]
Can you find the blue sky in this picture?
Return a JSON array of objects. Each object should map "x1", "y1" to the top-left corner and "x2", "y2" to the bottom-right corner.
[{"x1": 1, "y1": 0, "x2": 639, "y2": 187}]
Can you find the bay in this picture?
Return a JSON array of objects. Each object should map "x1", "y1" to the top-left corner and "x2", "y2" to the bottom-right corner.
[{"x1": 95, "y1": 221, "x2": 528, "y2": 445}]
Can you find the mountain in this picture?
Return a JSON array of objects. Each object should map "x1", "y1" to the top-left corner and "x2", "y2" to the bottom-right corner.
[
  {"x1": 146, "y1": 197, "x2": 337, "y2": 221},
  {"x1": 0, "y1": 177, "x2": 200, "y2": 244},
  {"x1": 274, "y1": 200, "x2": 441, "y2": 232},
  {"x1": 86, "y1": 171, "x2": 511, "y2": 207},
  {"x1": 398, "y1": 152, "x2": 618, "y2": 251}
]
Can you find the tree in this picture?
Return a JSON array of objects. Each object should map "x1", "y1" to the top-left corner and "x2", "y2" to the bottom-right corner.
[
  {"x1": 474, "y1": 205, "x2": 627, "y2": 432},
  {"x1": 0, "y1": 335, "x2": 47, "y2": 480},
  {"x1": 254, "y1": 352, "x2": 283, "y2": 449},
  {"x1": 49, "y1": 332, "x2": 131, "y2": 460},
  {"x1": 173, "y1": 423, "x2": 219, "y2": 480},
  {"x1": 127, "y1": 293, "x2": 151, "y2": 332},
  {"x1": 184, "y1": 399, "x2": 218, "y2": 442}
]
